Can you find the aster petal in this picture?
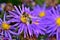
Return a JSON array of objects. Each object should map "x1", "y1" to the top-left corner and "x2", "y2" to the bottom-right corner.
[
  {"x1": 46, "y1": 10, "x2": 53, "y2": 16},
  {"x1": 31, "y1": 24, "x2": 37, "y2": 30},
  {"x1": 18, "y1": 5, "x2": 24, "y2": 15},
  {"x1": 0, "y1": 28, "x2": 2, "y2": 35},
  {"x1": 47, "y1": 24, "x2": 56, "y2": 30},
  {"x1": 31, "y1": 5, "x2": 41, "y2": 16},
  {"x1": 32, "y1": 24, "x2": 44, "y2": 35},
  {"x1": 22, "y1": 4, "x2": 25, "y2": 12},
  {"x1": 27, "y1": 24, "x2": 32, "y2": 36},
  {"x1": 47, "y1": 24, "x2": 57, "y2": 37},
  {"x1": 0, "y1": 18, "x2": 2, "y2": 22},
  {"x1": 5, "y1": 31, "x2": 8, "y2": 38},
  {"x1": 24, "y1": 25, "x2": 27, "y2": 38},
  {"x1": 24, "y1": 31, "x2": 26, "y2": 38},
  {"x1": 48, "y1": 27, "x2": 57, "y2": 37},
  {"x1": 37, "y1": 24, "x2": 46, "y2": 31},
  {"x1": 18, "y1": 24, "x2": 24, "y2": 34},
  {"x1": 10, "y1": 27, "x2": 16, "y2": 30},
  {"x1": 12, "y1": 23, "x2": 19, "y2": 26},
  {"x1": 7, "y1": 32, "x2": 12, "y2": 40},
  {"x1": 34, "y1": 30, "x2": 39, "y2": 37},
  {"x1": 14, "y1": 6, "x2": 20, "y2": 15},
  {"x1": 7, "y1": 15, "x2": 14, "y2": 17},
  {"x1": 9, "y1": 30, "x2": 18, "y2": 35},
  {"x1": 56, "y1": 10, "x2": 60, "y2": 16},
  {"x1": 51, "y1": 7, "x2": 57, "y2": 16},
  {"x1": 57, "y1": 4, "x2": 60, "y2": 12},
  {"x1": 8, "y1": 11, "x2": 19, "y2": 18},
  {"x1": 7, "y1": 18, "x2": 20, "y2": 23},
  {"x1": 57, "y1": 28, "x2": 60, "y2": 40},
  {"x1": 56, "y1": 30, "x2": 58, "y2": 40},
  {"x1": 57, "y1": 4, "x2": 60, "y2": 7},
  {"x1": 47, "y1": 9, "x2": 55, "y2": 17},
  {"x1": 39, "y1": 19, "x2": 53, "y2": 25},
  {"x1": 42, "y1": 3, "x2": 46, "y2": 10},
  {"x1": 18, "y1": 5, "x2": 21, "y2": 11},
  {"x1": 1, "y1": 30, "x2": 3, "y2": 35},
  {"x1": 0, "y1": 18, "x2": 2, "y2": 25},
  {"x1": 24, "y1": 7, "x2": 30, "y2": 14},
  {"x1": 39, "y1": 29, "x2": 45, "y2": 35},
  {"x1": 10, "y1": 26, "x2": 16, "y2": 30},
  {"x1": 47, "y1": 29, "x2": 52, "y2": 33},
  {"x1": 3, "y1": 12, "x2": 6, "y2": 22}
]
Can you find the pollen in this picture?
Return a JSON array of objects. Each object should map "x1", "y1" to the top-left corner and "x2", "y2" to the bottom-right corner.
[
  {"x1": 56, "y1": 17, "x2": 60, "y2": 26},
  {"x1": 39, "y1": 12, "x2": 45, "y2": 17},
  {"x1": 21, "y1": 16, "x2": 27, "y2": 23},
  {"x1": 2, "y1": 22, "x2": 10, "y2": 30}
]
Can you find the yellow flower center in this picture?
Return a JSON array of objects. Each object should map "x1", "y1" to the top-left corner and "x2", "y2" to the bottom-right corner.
[
  {"x1": 39, "y1": 12, "x2": 45, "y2": 17},
  {"x1": 21, "y1": 16, "x2": 27, "y2": 23},
  {"x1": 2, "y1": 22, "x2": 10, "y2": 30},
  {"x1": 56, "y1": 17, "x2": 60, "y2": 26},
  {"x1": 20, "y1": 12, "x2": 32, "y2": 24}
]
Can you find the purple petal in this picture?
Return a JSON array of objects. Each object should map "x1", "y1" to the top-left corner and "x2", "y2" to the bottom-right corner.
[
  {"x1": 48, "y1": 27, "x2": 57, "y2": 37},
  {"x1": 34, "y1": 30, "x2": 39, "y2": 37},
  {"x1": 7, "y1": 18, "x2": 20, "y2": 24},
  {"x1": 7, "y1": 32, "x2": 12, "y2": 40},
  {"x1": 22, "y1": 4, "x2": 24, "y2": 12},
  {"x1": 1, "y1": 30, "x2": 3, "y2": 36},
  {"x1": 0, "y1": 18, "x2": 2, "y2": 22},
  {"x1": 57, "y1": 28, "x2": 60, "y2": 40},
  {"x1": 24, "y1": 25, "x2": 27, "y2": 38},
  {"x1": 5, "y1": 31, "x2": 8, "y2": 38},
  {"x1": 9, "y1": 11, "x2": 19, "y2": 18},
  {"x1": 47, "y1": 10, "x2": 55, "y2": 16},
  {"x1": 14, "y1": 6, "x2": 20, "y2": 15},
  {"x1": 24, "y1": 31, "x2": 26, "y2": 38},
  {"x1": 51, "y1": 7, "x2": 57, "y2": 16},
  {"x1": 12, "y1": 23, "x2": 19, "y2": 26},
  {"x1": 39, "y1": 29, "x2": 45, "y2": 35},
  {"x1": 18, "y1": 5, "x2": 21, "y2": 11},
  {"x1": 27, "y1": 25, "x2": 32, "y2": 36},
  {"x1": 47, "y1": 24, "x2": 56, "y2": 30},
  {"x1": 7, "y1": 15, "x2": 13, "y2": 17},
  {"x1": 10, "y1": 26, "x2": 16, "y2": 30},
  {"x1": 47, "y1": 29, "x2": 52, "y2": 33},
  {"x1": 56, "y1": 31, "x2": 58, "y2": 40},
  {"x1": 42, "y1": 3, "x2": 46, "y2": 10},
  {"x1": 9, "y1": 30, "x2": 18, "y2": 35},
  {"x1": 3, "y1": 12, "x2": 6, "y2": 22},
  {"x1": 18, "y1": 24, "x2": 24, "y2": 34},
  {"x1": 37, "y1": 24, "x2": 46, "y2": 31},
  {"x1": 56, "y1": 10, "x2": 60, "y2": 16}
]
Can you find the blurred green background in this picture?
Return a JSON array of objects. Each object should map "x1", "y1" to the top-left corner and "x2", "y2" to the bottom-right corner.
[{"x1": 0, "y1": 0, "x2": 44, "y2": 5}]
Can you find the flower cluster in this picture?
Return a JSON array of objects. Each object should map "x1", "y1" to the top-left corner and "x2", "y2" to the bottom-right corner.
[{"x1": 0, "y1": 3, "x2": 60, "y2": 40}]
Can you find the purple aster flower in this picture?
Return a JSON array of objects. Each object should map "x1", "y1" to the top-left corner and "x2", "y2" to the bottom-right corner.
[
  {"x1": 8, "y1": 4, "x2": 46, "y2": 38},
  {"x1": 0, "y1": 12, "x2": 18, "y2": 40},
  {"x1": 31, "y1": 3, "x2": 53, "y2": 25},
  {"x1": 46, "y1": 7, "x2": 60, "y2": 40},
  {"x1": 31, "y1": 3, "x2": 47, "y2": 17}
]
